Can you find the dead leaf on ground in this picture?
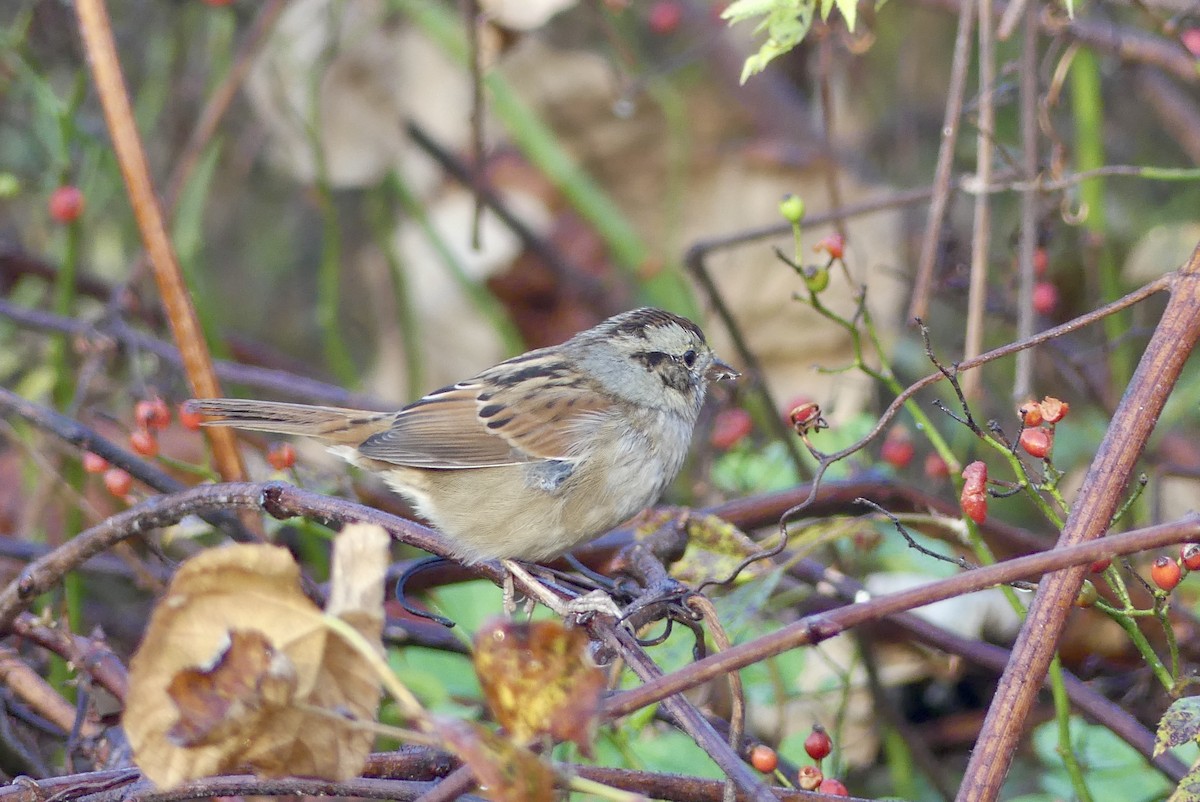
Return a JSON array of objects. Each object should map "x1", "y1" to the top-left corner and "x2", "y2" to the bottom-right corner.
[
  {"x1": 437, "y1": 716, "x2": 555, "y2": 802},
  {"x1": 472, "y1": 617, "x2": 605, "y2": 754},
  {"x1": 125, "y1": 524, "x2": 389, "y2": 788}
]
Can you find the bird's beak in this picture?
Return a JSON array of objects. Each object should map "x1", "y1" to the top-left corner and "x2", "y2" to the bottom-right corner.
[{"x1": 706, "y1": 358, "x2": 740, "y2": 382}]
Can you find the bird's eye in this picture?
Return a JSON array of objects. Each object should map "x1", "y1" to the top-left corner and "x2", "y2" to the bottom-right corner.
[{"x1": 682, "y1": 349, "x2": 697, "y2": 368}]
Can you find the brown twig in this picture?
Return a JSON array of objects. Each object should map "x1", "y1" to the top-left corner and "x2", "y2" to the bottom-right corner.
[
  {"x1": 0, "y1": 482, "x2": 462, "y2": 634},
  {"x1": 1012, "y1": 1, "x2": 1041, "y2": 400},
  {"x1": 591, "y1": 620, "x2": 779, "y2": 802},
  {"x1": 962, "y1": 0, "x2": 996, "y2": 400},
  {"x1": 10, "y1": 614, "x2": 129, "y2": 704},
  {"x1": 909, "y1": 0, "x2": 976, "y2": 322},
  {"x1": 957, "y1": 249, "x2": 1200, "y2": 800},
  {"x1": 0, "y1": 298, "x2": 386, "y2": 410},
  {"x1": 161, "y1": 0, "x2": 288, "y2": 211},
  {"x1": 603, "y1": 514, "x2": 1200, "y2": 717},
  {"x1": 73, "y1": 0, "x2": 244, "y2": 483}
]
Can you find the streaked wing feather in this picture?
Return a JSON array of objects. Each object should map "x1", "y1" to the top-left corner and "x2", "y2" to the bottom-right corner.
[{"x1": 357, "y1": 378, "x2": 612, "y2": 469}]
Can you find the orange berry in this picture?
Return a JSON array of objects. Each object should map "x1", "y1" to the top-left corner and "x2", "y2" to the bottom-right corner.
[
  {"x1": 1182, "y1": 544, "x2": 1200, "y2": 571},
  {"x1": 82, "y1": 451, "x2": 108, "y2": 473},
  {"x1": 1039, "y1": 396, "x2": 1069, "y2": 424},
  {"x1": 814, "y1": 232, "x2": 846, "y2": 260},
  {"x1": 178, "y1": 402, "x2": 204, "y2": 431},
  {"x1": 1018, "y1": 427, "x2": 1053, "y2": 459},
  {"x1": 134, "y1": 398, "x2": 171, "y2": 431},
  {"x1": 129, "y1": 429, "x2": 158, "y2": 458},
  {"x1": 1018, "y1": 400, "x2": 1043, "y2": 427},
  {"x1": 749, "y1": 744, "x2": 778, "y2": 773},
  {"x1": 103, "y1": 467, "x2": 132, "y2": 497},
  {"x1": 1151, "y1": 556, "x2": 1182, "y2": 592},
  {"x1": 266, "y1": 442, "x2": 296, "y2": 471}
]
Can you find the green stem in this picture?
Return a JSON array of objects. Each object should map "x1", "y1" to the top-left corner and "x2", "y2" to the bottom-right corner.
[
  {"x1": 397, "y1": 0, "x2": 695, "y2": 315},
  {"x1": 1049, "y1": 655, "x2": 1094, "y2": 802},
  {"x1": 1070, "y1": 48, "x2": 1129, "y2": 392}
]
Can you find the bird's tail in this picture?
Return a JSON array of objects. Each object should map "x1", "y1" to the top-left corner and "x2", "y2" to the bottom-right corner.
[{"x1": 185, "y1": 399, "x2": 392, "y2": 446}]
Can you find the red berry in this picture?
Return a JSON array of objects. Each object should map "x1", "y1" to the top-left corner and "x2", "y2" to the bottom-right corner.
[
  {"x1": 1182, "y1": 544, "x2": 1200, "y2": 571},
  {"x1": 797, "y1": 765, "x2": 824, "y2": 791},
  {"x1": 266, "y1": 442, "x2": 296, "y2": 471},
  {"x1": 818, "y1": 777, "x2": 849, "y2": 796},
  {"x1": 647, "y1": 1, "x2": 682, "y2": 34},
  {"x1": 960, "y1": 461, "x2": 989, "y2": 524},
  {"x1": 1151, "y1": 556, "x2": 1182, "y2": 592},
  {"x1": 1090, "y1": 557, "x2": 1112, "y2": 573},
  {"x1": 1018, "y1": 427, "x2": 1053, "y2": 459},
  {"x1": 1032, "y1": 247, "x2": 1049, "y2": 277},
  {"x1": 1181, "y1": 28, "x2": 1200, "y2": 57},
  {"x1": 749, "y1": 744, "x2": 778, "y2": 773},
  {"x1": 103, "y1": 467, "x2": 133, "y2": 497},
  {"x1": 711, "y1": 408, "x2": 753, "y2": 450},
  {"x1": 178, "y1": 402, "x2": 204, "y2": 431},
  {"x1": 82, "y1": 451, "x2": 108, "y2": 473},
  {"x1": 814, "y1": 232, "x2": 846, "y2": 260},
  {"x1": 135, "y1": 398, "x2": 171, "y2": 431},
  {"x1": 1018, "y1": 400, "x2": 1043, "y2": 428},
  {"x1": 48, "y1": 185, "x2": 84, "y2": 223},
  {"x1": 923, "y1": 453, "x2": 949, "y2": 479},
  {"x1": 1039, "y1": 396, "x2": 1069, "y2": 424},
  {"x1": 804, "y1": 725, "x2": 832, "y2": 761},
  {"x1": 880, "y1": 429, "x2": 915, "y2": 469},
  {"x1": 129, "y1": 429, "x2": 159, "y2": 458},
  {"x1": 789, "y1": 401, "x2": 826, "y2": 435},
  {"x1": 1032, "y1": 281, "x2": 1059, "y2": 315}
]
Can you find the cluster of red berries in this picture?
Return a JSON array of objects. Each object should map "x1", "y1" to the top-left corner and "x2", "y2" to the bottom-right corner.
[
  {"x1": 748, "y1": 725, "x2": 847, "y2": 795},
  {"x1": 1080, "y1": 546, "x2": 1200, "y2": 604},
  {"x1": 1017, "y1": 396, "x2": 1069, "y2": 460},
  {"x1": 1030, "y1": 247, "x2": 1059, "y2": 316},
  {"x1": 83, "y1": 396, "x2": 295, "y2": 502},
  {"x1": 878, "y1": 427, "x2": 951, "y2": 481}
]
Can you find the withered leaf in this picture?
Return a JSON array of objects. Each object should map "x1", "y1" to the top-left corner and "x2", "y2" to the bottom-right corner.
[
  {"x1": 125, "y1": 525, "x2": 389, "y2": 789},
  {"x1": 166, "y1": 629, "x2": 296, "y2": 747},
  {"x1": 437, "y1": 716, "x2": 554, "y2": 802},
  {"x1": 472, "y1": 618, "x2": 604, "y2": 753}
]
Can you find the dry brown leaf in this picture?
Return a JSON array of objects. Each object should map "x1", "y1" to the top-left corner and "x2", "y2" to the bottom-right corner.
[
  {"x1": 125, "y1": 525, "x2": 389, "y2": 788},
  {"x1": 165, "y1": 629, "x2": 296, "y2": 748},
  {"x1": 472, "y1": 618, "x2": 604, "y2": 754},
  {"x1": 437, "y1": 716, "x2": 555, "y2": 802}
]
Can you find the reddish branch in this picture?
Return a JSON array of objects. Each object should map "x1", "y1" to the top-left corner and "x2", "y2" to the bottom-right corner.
[
  {"x1": 958, "y1": 250, "x2": 1200, "y2": 798},
  {"x1": 73, "y1": 0, "x2": 244, "y2": 483}
]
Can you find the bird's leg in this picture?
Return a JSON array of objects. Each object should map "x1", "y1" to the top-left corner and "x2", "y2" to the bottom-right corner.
[{"x1": 501, "y1": 559, "x2": 622, "y2": 620}]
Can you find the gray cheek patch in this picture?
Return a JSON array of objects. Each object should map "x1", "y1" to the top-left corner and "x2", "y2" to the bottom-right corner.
[{"x1": 526, "y1": 459, "x2": 575, "y2": 492}]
